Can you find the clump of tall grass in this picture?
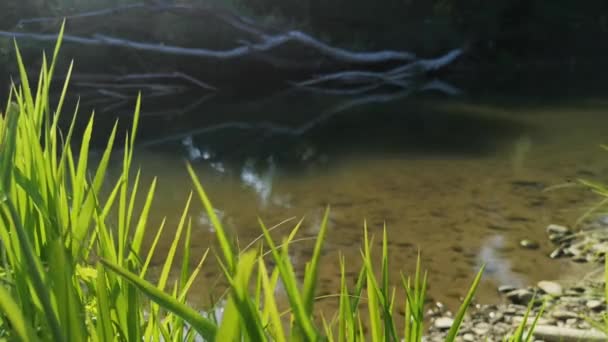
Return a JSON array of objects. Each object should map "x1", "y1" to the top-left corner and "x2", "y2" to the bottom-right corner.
[{"x1": 0, "y1": 27, "x2": 546, "y2": 341}]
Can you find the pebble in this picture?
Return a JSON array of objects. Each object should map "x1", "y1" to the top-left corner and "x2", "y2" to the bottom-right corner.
[
  {"x1": 426, "y1": 218, "x2": 608, "y2": 341},
  {"x1": 512, "y1": 316, "x2": 553, "y2": 325},
  {"x1": 547, "y1": 224, "x2": 570, "y2": 235},
  {"x1": 520, "y1": 239, "x2": 540, "y2": 249},
  {"x1": 498, "y1": 285, "x2": 517, "y2": 293},
  {"x1": 433, "y1": 317, "x2": 454, "y2": 330},
  {"x1": 549, "y1": 248, "x2": 563, "y2": 258},
  {"x1": 551, "y1": 310, "x2": 578, "y2": 320},
  {"x1": 506, "y1": 289, "x2": 534, "y2": 305},
  {"x1": 549, "y1": 233, "x2": 563, "y2": 242},
  {"x1": 537, "y1": 281, "x2": 563, "y2": 296},
  {"x1": 586, "y1": 299, "x2": 604, "y2": 311},
  {"x1": 472, "y1": 322, "x2": 490, "y2": 335},
  {"x1": 462, "y1": 333, "x2": 475, "y2": 341}
]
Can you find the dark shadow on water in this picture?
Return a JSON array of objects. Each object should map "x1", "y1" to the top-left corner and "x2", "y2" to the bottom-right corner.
[{"x1": 124, "y1": 92, "x2": 531, "y2": 173}]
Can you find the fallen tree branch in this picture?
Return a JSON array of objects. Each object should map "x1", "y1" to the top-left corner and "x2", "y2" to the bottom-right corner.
[
  {"x1": 135, "y1": 78, "x2": 459, "y2": 148},
  {"x1": 0, "y1": 29, "x2": 418, "y2": 64},
  {"x1": 116, "y1": 72, "x2": 217, "y2": 91}
]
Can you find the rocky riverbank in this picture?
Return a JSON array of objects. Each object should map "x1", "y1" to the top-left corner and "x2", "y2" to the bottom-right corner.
[{"x1": 425, "y1": 220, "x2": 608, "y2": 342}]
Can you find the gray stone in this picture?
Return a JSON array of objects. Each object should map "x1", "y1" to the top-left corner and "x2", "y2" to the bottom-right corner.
[
  {"x1": 433, "y1": 317, "x2": 454, "y2": 330},
  {"x1": 472, "y1": 322, "x2": 490, "y2": 335},
  {"x1": 547, "y1": 224, "x2": 570, "y2": 235},
  {"x1": 537, "y1": 281, "x2": 563, "y2": 296},
  {"x1": 586, "y1": 299, "x2": 604, "y2": 311},
  {"x1": 549, "y1": 248, "x2": 563, "y2": 258},
  {"x1": 549, "y1": 233, "x2": 563, "y2": 242},
  {"x1": 506, "y1": 289, "x2": 534, "y2": 305},
  {"x1": 498, "y1": 285, "x2": 517, "y2": 293},
  {"x1": 565, "y1": 318, "x2": 578, "y2": 326},
  {"x1": 512, "y1": 316, "x2": 553, "y2": 325},
  {"x1": 463, "y1": 333, "x2": 475, "y2": 341},
  {"x1": 551, "y1": 310, "x2": 578, "y2": 320}
]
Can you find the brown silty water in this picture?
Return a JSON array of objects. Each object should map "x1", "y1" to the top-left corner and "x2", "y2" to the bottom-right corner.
[{"x1": 109, "y1": 96, "x2": 608, "y2": 316}]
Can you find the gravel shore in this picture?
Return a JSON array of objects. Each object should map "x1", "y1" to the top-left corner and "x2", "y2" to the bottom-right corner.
[{"x1": 426, "y1": 219, "x2": 608, "y2": 342}]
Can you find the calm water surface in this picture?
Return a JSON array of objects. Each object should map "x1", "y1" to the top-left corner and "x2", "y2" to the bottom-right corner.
[{"x1": 103, "y1": 93, "x2": 608, "y2": 313}]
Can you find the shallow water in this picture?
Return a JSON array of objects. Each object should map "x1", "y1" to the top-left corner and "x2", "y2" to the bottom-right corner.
[{"x1": 104, "y1": 92, "x2": 608, "y2": 313}]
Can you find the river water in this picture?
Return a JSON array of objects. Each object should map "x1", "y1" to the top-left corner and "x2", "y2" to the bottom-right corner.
[{"x1": 100, "y1": 89, "x2": 608, "y2": 314}]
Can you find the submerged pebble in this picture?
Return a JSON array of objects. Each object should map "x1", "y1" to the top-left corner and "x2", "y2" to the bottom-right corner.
[{"x1": 520, "y1": 239, "x2": 540, "y2": 249}]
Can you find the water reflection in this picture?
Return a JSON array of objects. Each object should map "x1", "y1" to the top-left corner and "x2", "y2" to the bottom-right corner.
[
  {"x1": 240, "y1": 157, "x2": 276, "y2": 208},
  {"x1": 476, "y1": 235, "x2": 524, "y2": 287}
]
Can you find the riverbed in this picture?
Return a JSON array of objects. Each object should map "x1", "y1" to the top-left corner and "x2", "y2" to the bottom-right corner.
[{"x1": 101, "y1": 91, "x2": 608, "y2": 313}]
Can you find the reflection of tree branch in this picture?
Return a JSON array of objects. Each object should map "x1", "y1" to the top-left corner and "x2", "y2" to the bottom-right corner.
[
  {"x1": 291, "y1": 49, "x2": 462, "y2": 95},
  {"x1": 116, "y1": 72, "x2": 216, "y2": 90},
  {"x1": 136, "y1": 79, "x2": 460, "y2": 148}
]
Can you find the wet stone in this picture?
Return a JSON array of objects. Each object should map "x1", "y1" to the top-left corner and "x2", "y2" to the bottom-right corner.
[
  {"x1": 520, "y1": 239, "x2": 540, "y2": 249},
  {"x1": 547, "y1": 224, "x2": 570, "y2": 235},
  {"x1": 498, "y1": 285, "x2": 517, "y2": 293},
  {"x1": 506, "y1": 289, "x2": 534, "y2": 305},
  {"x1": 549, "y1": 248, "x2": 563, "y2": 258}
]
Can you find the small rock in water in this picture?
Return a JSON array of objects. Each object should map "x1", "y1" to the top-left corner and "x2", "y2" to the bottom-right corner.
[
  {"x1": 498, "y1": 285, "x2": 517, "y2": 293},
  {"x1": 549, "y1": 248, "x2": 563, "y2": 259},
  {"x1": 548, "y1": 234, "x2": 560, "y2": 242},
  {"x1": 434, "y1": 317, "x2": 454, "y2": 330},
  {"x1": 547, "y1": 224, "x2": 570, "y2": 235},
  {"x1": 506, "y1": 289, "x2": 534, "y2": 305},
  {"x1": 520, "y1": 239, "x2": 540, "y2": 249},
  {"x1": 537, "y1": 281, "x2": 563, "y2": 296}
]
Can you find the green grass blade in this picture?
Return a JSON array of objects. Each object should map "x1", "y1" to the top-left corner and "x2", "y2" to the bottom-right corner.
[
  {"x1": 177, "y1": 249, "x2": 209, "y2": 302},
  {"x1": 140, "y1": 218, "x2": 167, "y2": 277},
  {"x1": 216, "y1": 296, "x2": 241, "y2": 341},
  {"x1": 12, "y1": 42, "x2": 34, "y2": 117},
  {"x1": 0, "y1": 285, "x2": 38, "y2": 341},
  {"x1": 362, "y1": 223, "x2": 384, "y2": 342},
  {"x1": 445, "y1": 265, "x2": 485, "y2": 341},
  {"x1": 101, "y1": 259, "x2": 217, "y2": 340},
  {"x1": 258, "y1": 218, "x2": 318, "y2": 341},
  {"x1": 131, "y1": 177, "x2": 157, "y2": 255},
  {"x1": 157, "y1": 192, "x2": 191, "y2": 290},
  {"x1": 259, "y1": 258, "x2": 286, "y2": 342},
  {"x1": 524, "y1": 301, "x2": 545, "y2": 342},
  {"x1": 187, "y1": 163, "x2": 235, "y2": 271},
  {"x1": 223, "y1": 250, "x2": 266, "y2": 341},
  {"x1": 302, "y1": 206, "x2": 330, "y2": 315},
  {"x1": 95, "y1": 265, "x2": 114, "y2": 342}
]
